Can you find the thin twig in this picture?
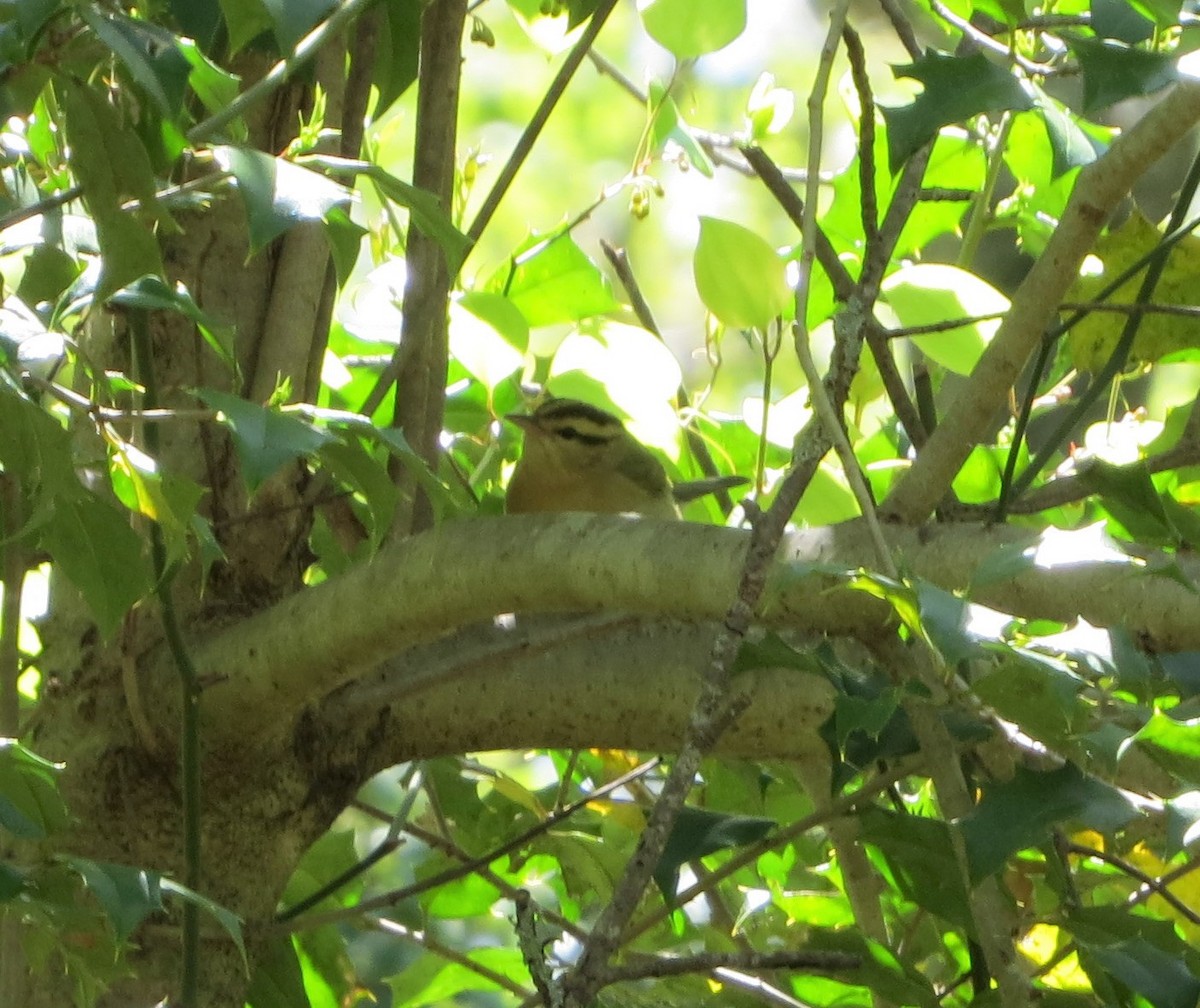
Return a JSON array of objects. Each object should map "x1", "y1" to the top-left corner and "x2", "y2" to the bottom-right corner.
[{"x1": 466, "y1": 0, "x2": 620, "y2": 247}]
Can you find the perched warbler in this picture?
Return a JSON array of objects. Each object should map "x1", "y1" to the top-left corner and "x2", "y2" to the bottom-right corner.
[{"x1": 505, "y1": 397, "x2": 744, "y2": 519}]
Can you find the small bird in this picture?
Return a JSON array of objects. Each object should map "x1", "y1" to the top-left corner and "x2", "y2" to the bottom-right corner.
[{"x1": 505, "y1": 397, "x2": 745, "y2": 519}]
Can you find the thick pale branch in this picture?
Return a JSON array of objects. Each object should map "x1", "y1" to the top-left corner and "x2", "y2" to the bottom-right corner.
[
  {"x1": 187, "y1": 515, "x2": 1200, "y2": 746},
  {"x1": 883, "y1": 79, "x2": 1200, "y2": 524}
]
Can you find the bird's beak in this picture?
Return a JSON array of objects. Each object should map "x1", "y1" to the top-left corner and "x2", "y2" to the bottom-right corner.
[{"x1": 506, "y1": 412, "x2": 535, "y2": 429}]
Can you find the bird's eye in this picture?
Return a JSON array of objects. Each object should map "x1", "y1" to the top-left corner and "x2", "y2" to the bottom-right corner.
[{"x1": 556, "y1": 426, "x2": 580, "y2": 440}]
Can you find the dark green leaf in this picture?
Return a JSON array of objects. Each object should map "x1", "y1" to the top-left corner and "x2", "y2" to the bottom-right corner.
[
  {"x1": 261, "y1": 0, "x2": 336, "y2": 51},
  {"x1": 168, "y1": 0, "x2": 224, "y2": 52},
  {"x1": 198, "y1": 390, "x2": 330, "y2": 492},
  {"x1": 0, "y1": 862, "x2": 26, "y2": 900},
  {"x1": 218, "y1": 0, "x2": 273, "y2": 55},
  {"x1": 0, "y1": 373, "x2": 77, "y2": 499},
  {"x1": 1158, "y1": 651, "x2": 1200, "y2": 698},
  {"x1": 40, "y1": 494, "x2": 153, "y2": 638},
  {"x1": 372, "y1": 0, "x2": 421, "y2": 118},
  {"x1": 1034, "y1": 91, "x2": 1101, "y2": 177},
  {"x1": 962, "y1": 764, "x2": 1138, "y2": 883},
  {"x1": 78, "y1": 9, "x2": 190, "y2": 117},
  {"x1": 216, "y1": 146, "x2": 352, "y2": 255},
  {"x1": 1092, "y1": 0, "x2": 1156, "y2": 43},
  {"x1": 858, "y1": 807, "x2": 974, "y2": 930},
  {"x1": 110, "y1": 275, "x2": 236, "y2": 370},
  {"x1": 1109, "y1": 626, "x2": 1154, "y2": 698},
  {"x1": 0, "y1": 741, "x2": 67, "y2": 841},
  {"x1": 323, "y1": 206, "x2": 368, "y2": 286},
  {"x1": 66, "y1": 858, "x2": 163, "y2": 943},
  {"x1": 59, "y1": 79, "x2": 164, "y2": 301},
  {"x1": 883, "y1": 50, "x2": 1034, "y2": 171},
  {"x1": 160, "y1": 877, "x2": 246, "y2": 964},
  {"x1": 653, "y1": 806, "x2": 773, "y2": 903},
  {"x1": 1071, "y1": 907, "x2": 1200, "y2": 1008},
  {"x1": 970, "y1": 539, "x2": 1036, "y2": 590},
  {"x1": 973, "y1": 649, "x2": 1088, "y2": 748},
  {"x1": 916, "y1": 580, "x2": 980, "y2": 664},
  {"x1": 1079, "y1": 458, "x2": 1178, "y2": 548},
  {"x1": 1067, "y1": 36, "x2": 1179, "y2": 114}
]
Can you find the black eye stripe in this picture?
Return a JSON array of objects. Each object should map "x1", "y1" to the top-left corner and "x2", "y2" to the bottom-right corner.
[{"x1": 555, "y1": 425, "x2": 609, "y2": 446}]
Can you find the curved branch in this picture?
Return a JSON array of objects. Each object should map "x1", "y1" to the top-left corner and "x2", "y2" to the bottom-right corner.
[{"x1": 182, "y1": 515, "x2": 1200, "y2": 748}]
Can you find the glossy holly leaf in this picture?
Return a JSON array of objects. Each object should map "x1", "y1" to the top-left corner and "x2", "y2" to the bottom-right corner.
[
  {"x1": 66, "y1": 858, "x2": 164, "y2": 943},
  {"x1": 110, "y1": 275, "x2": 236, "y2": 370},
  {"x1": 858, "y1": 807, "x2": 974, "y2": 931},
  {"x1": 40, "y1": 494, "x2": 153, "y2": 638},
  {"x1": 78, "y1": 8, "x2": 190, "y2": 117},
  {"x1": 1091, "y1": 0, "x2": 1155, "y2": 43},
  {"x1": 198, "y1": 389, "x2": 330, "y2": 492},
  {"x1": 640, "y1": 0, "x2": 746, "y2": 58},
  {"x1": 1067, "y1": 36, "x2": 1178, "y2": 114},
  {"x1": 1036, "y1": 95, "x2": 1101, "y2": 177},
  {"x1": 882, "y1": 50, "x2": 1034, "y2": 171},
  {"x1": 653, "y1": 806, "x2": 774, "y2": 903},
  {"x1": 0, "y1": 741, "x2": 67, "y2": 841},
  {"x1": 160, "y1": 877, "x2": 246, "y2": 965},
  {"x1": 59, "y1": 79, "x2": 163, "y2": 301},
  {"x1": 962, "y1": 764, "x2": 1138, "y2": 883},
  {"x1": 693, "y1": 216, "x2": 789, "y2": 330},
  {"x1": 176, "y1": 38, "x2": 243, "y2": 137},
  {"x1": 216, "y1": 147, "x2": 353, "y2": 256},
  {"x1": 487, "y1": 231, "x2": 618, "y2": 326},
  {"x1": 1070, "y1": 907, "x2": 1200, "y2": 1008},
  {"x1": 973, "y1": 649, "x2": 1089, "y2": 750}
]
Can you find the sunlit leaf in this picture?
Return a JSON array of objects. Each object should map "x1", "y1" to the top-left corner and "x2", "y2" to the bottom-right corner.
[{"x1": 693, "y1": 216, "x2": 789, "y2": 330}]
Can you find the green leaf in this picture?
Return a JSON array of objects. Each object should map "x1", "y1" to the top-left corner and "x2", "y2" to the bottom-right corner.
[
  {"x1": 858, "y1": 807, "x2": 974, "y2": 931},
  {"x1": 1071, "y1": 907, "x2": 1200, "y2": 1008},
  {"x1": 78, "y1": 8, "x2": 190, "y2": 117},
  {"x1": 110, "y1": 275, "x2": 236, "y2": 370},
  {"x1": 218, "y1": 0, "x2": 274, "y2": 55},
  {"x1": 885, "y1": 264, "x2": 1009, "y2": 374},
  {"x1": 653, "y1": 806, "x2": 774, "y2": 902},
  {"x1": 693, "y1": 216, "x2": 789, "y2": 330},
  {"x1": 322, "y1": 206, "x2": 368, "y2": 286},
  {"x1": 1130, "y1": 709, "x2": 1200, "y2": 786},
  {"x1": 0, "y1": 373, "x2": 78, "y2": 500},
  {"x1": 1091, "y1": 0, "x2": 1156, "y2": 44},
  {"x1": 160, "y1": 877, "x2": 246, "y2": 966},
  {"x1": 246, "y1": 934, "x2": 310, "y2": 1008},
  {"x1": 58, "y1": 79, "x2": 164, "y2": 301},
  {"x1": 372, "y1": 0, "x2": 421, "y2": 118},
  {"x1": 647, "y1": 80, "x2": 714, "y2": 178},
  {"x1": 962, "y1": 764, "x2": 1138, "y2": 883},
  {"x1": 488, "y1": 231, "x2": 618, "y2": 327},
  {"x1": 973, "y1": 649, "x2": 1089, "y2": 750},
  {"x1": 40, "y1": 494, "x2": 152, "y2": 638},
  {"x1": 260, "y1": 0, "x2": 337, "y2": 51},
  {"x1": 1067, "y1": 36, "x2": 1179, "y2": 114},
  {"x1": 197, "y1": 389, "x2": 330, "y2": 492},
  {"x1": 216, "y1": 147, "x2": 353, "y2": 255},
  {"x1": 640, "y1": 0, "x2": 746, "y2": 58},
  {"x1": 802, "y1": 928, "x2": 939, "y2": 1007},
  {"x1": 176, "y1": 38, "x2": 244, "y2": 137},
  {"x1": 65, "y1": 858, "x2": 163, "y2": 943},
  {"x1": 882, "y1": 50, "x2": 1034, "y2": 171},
  {"x1": 0, "y1": 741, "x2": 67, "y2": 841},
  {"x1": 316, "y1": 435, "x2": 397, "y2": 552},
  {"x1": 348, "y1": 160, "x2": 470, "y2": 274}
]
